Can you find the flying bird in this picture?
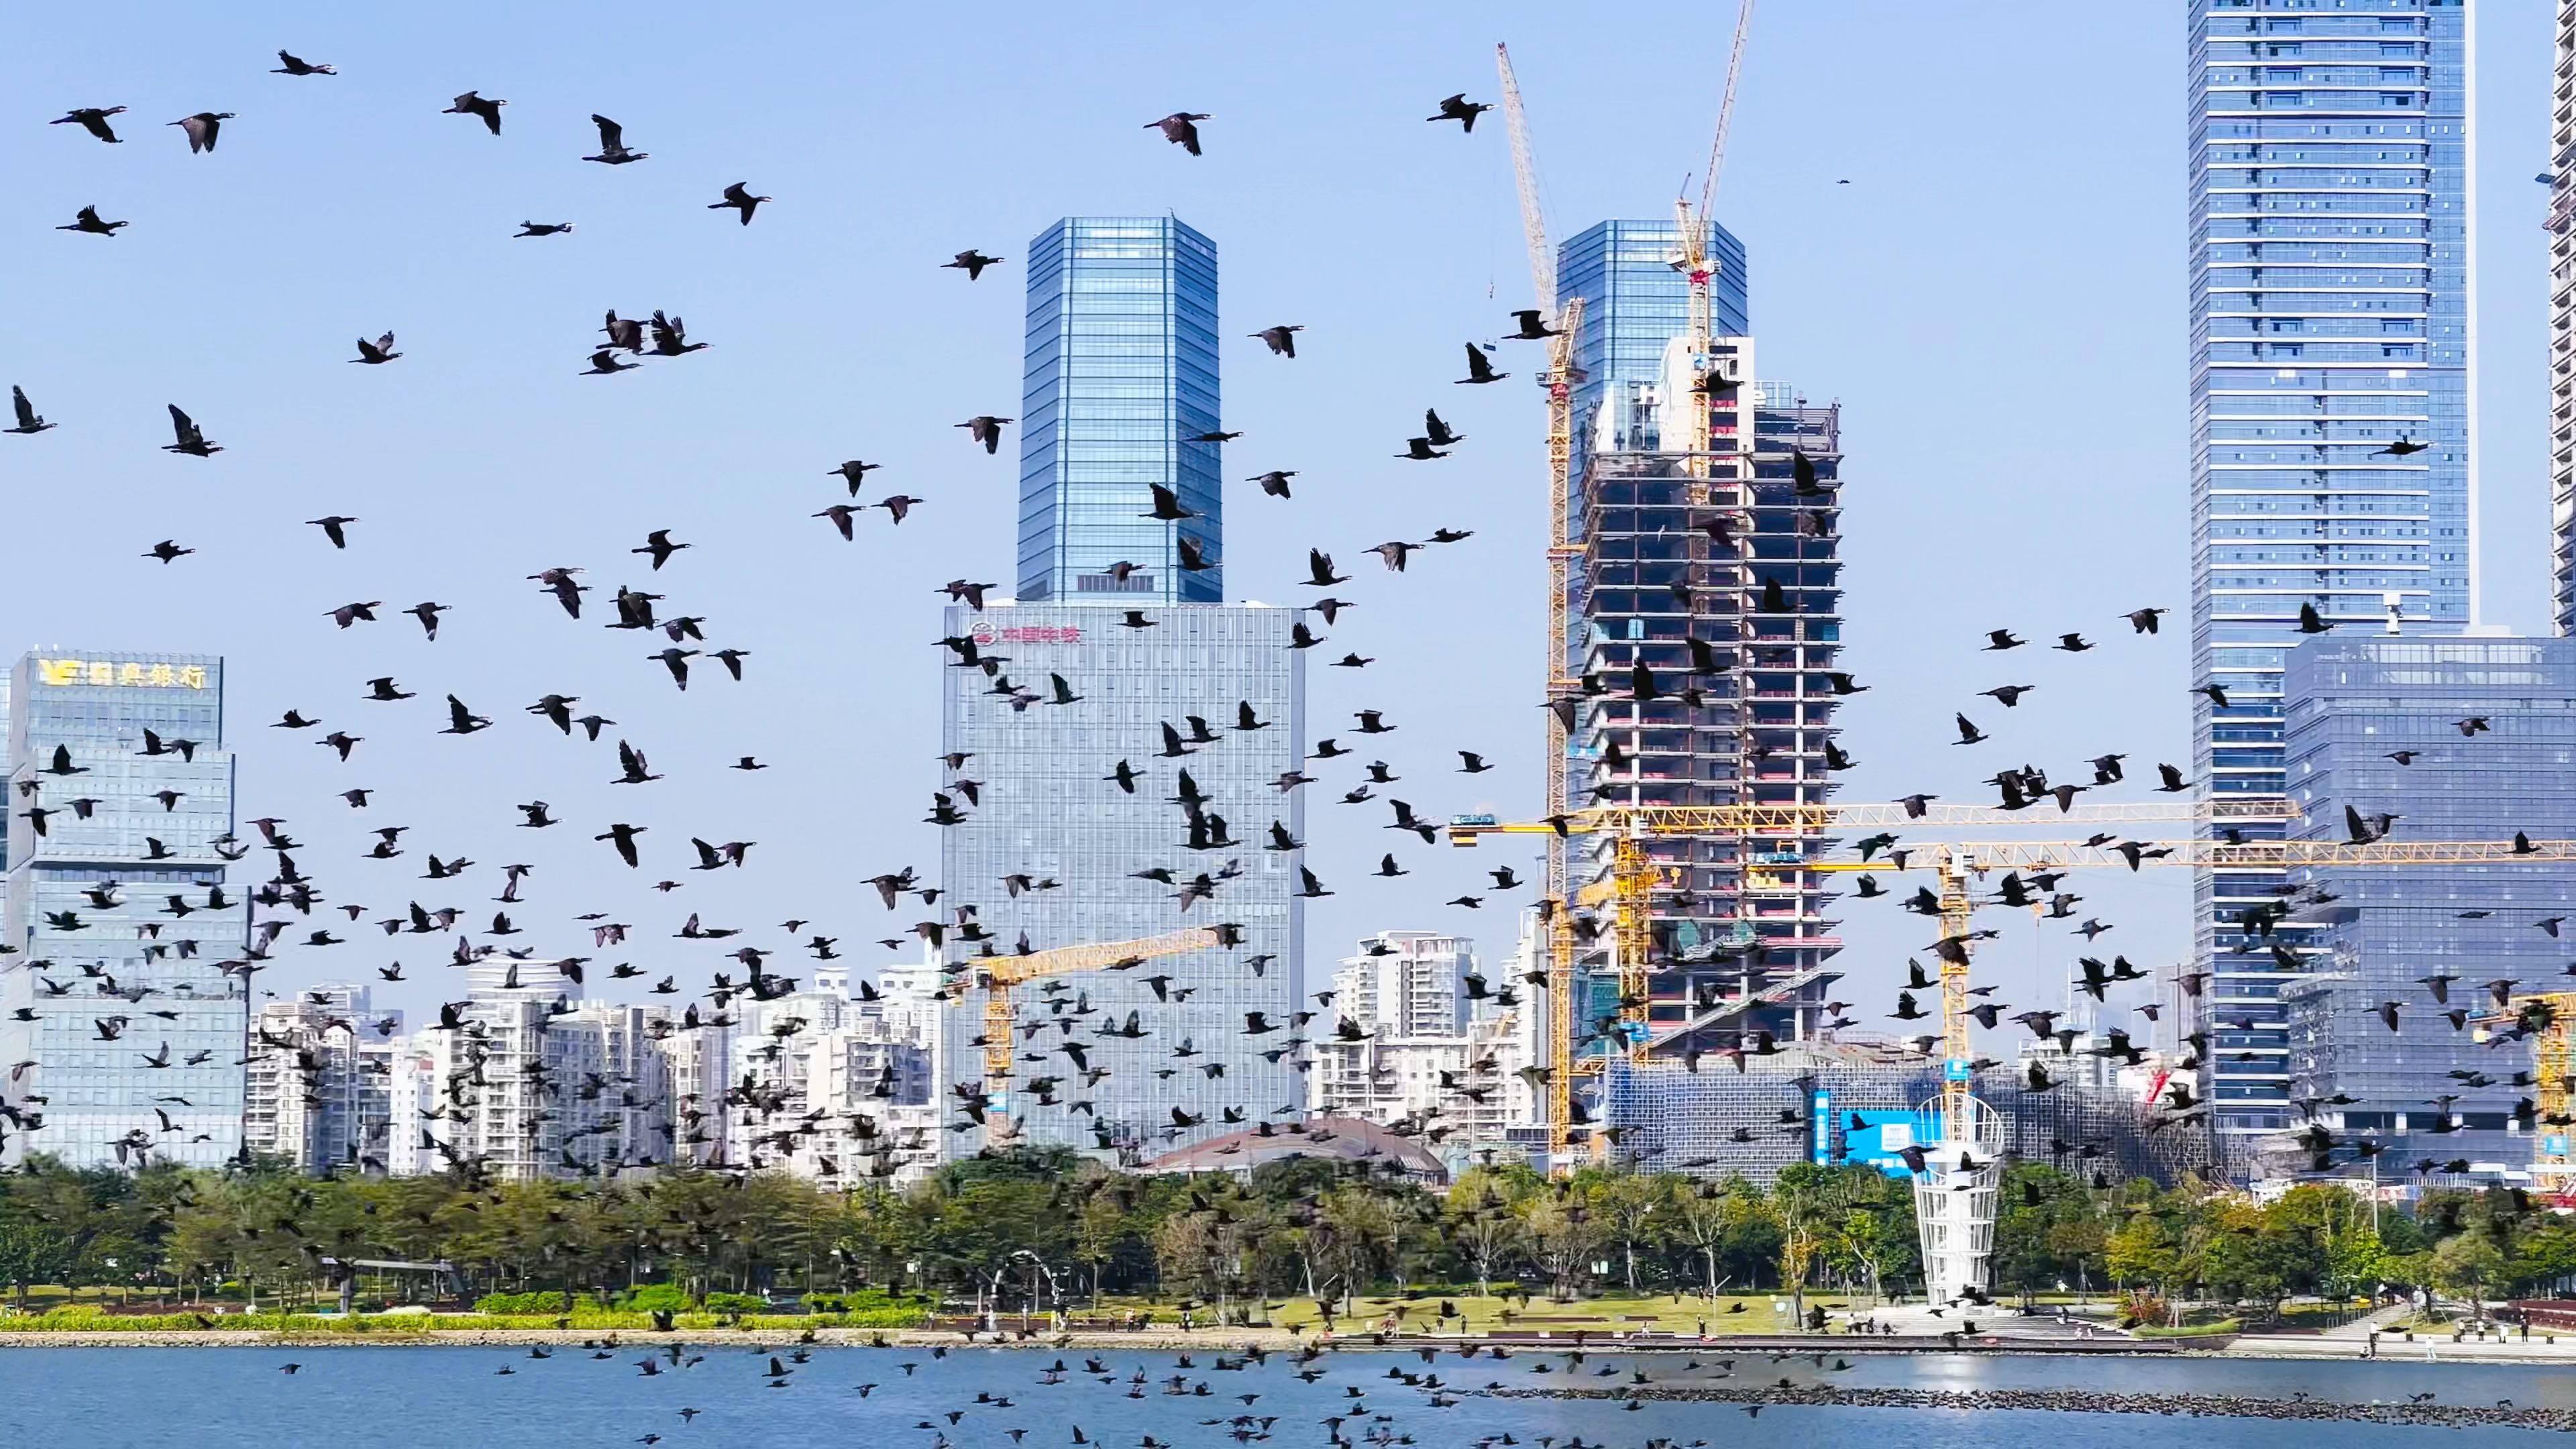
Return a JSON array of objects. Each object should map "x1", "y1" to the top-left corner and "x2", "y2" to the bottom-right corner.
[
  {"x1": 169, "y1": 112, "x2": 235, "y2": 153},
  {"x1": 1146, "y1": 112, "x2": 1210, "y2": 154},
  {"x1": 58, "y1": 205, "x2": 127, "y2": 236},
  {"x1": 162, "y1": 406, "x2": 219, "y2": 456},
  {"x1": 709, "y1": 182, "x2": 769, "y2": 224},
  {"x1": 443, "y1": 91, "x2": 505, "y2": 133},
  {"x1": 1427, "y1": 94, "x2": 1493, "y2": 131},
  {"x1": 582, "y1": 114, "x2": 647, "y2": 164},
  {"x1": 7, "y1": 386, "x2": 55, "y2": 435},
  {"x1": 51, "y1": 106, "x2": 127, "y2": 143}
]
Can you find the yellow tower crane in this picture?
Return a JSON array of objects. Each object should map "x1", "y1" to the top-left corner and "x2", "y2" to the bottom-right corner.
[
  {"x1": 2472, "y1": 992, "x2": 2576, "y2": 1201},
  {"x1": 1454, "y1": 799, "x2": 2286, "y2": 1161},
  {"x1": 1454, "y1": 803, "x2": 2576, "y2": 1158},
  {"x1": 1458, "y1": 801, "x2": 2576, "y2": 1298},
  {"x1": 973, "y1": 926, "x2": 1224, "y2": 1144},
  {"x1": 1495, "y1": 41, "x2": 1589, "y2": 1144},
  {"x1": 1672, "y1": 0, "x2": 1757, "y2": 494}
]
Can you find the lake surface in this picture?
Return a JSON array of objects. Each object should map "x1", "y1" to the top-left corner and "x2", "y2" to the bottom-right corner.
[{"x1": 1, "y1": 1344, "x2": 2565, "y2": 1449}]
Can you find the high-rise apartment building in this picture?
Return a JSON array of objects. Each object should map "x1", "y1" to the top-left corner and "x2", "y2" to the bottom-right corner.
[
  {"x1": 0, "y1": 651, "x2": 249, "y2": 1169},
  {"x1": 2280, "y1": 636, "x2": 2576, "y2": 1171},
  {"x1": 938, "y1": 602, "x2": 1304, "y2": 1159},
  {"x1": 720, "y1": 965, "x2": 932, "y2": 1181},
  {"x1": 1308, "y1": 931, "x2": 1529, "y2": 1157},
  {"x1": 244, "y1": 985, "x2": 397, "y2": 1173},
  {"x1": 2187, "y1": 0, "x2": 2473, "y2": 1134},
  {"x1": 1016, "y1": 217, "x2": 1222, "y2": 606},
  {"x1": 1332, "y1": 932, "x2": 1477, "y2": 1038},
  {"x1": 661, "y1": 1025, "x2": 731, "y2": 1166},
  {"x1": 382, "y1": 1038, "x2": 441, "y2": 1177},
  {"x1": 401, "y1": 962, "x2": 673, "y2": 1182}
]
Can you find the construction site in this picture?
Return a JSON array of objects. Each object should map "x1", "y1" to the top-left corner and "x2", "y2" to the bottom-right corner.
[
  {"x1": 1457, "y1": 11, "x2": 2576, "y2": 1307},
  {"x1": 930, "y1": 7, "x2": 2576, "y2": 1311}
]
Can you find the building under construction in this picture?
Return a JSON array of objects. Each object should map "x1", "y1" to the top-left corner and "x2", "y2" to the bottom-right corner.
[
  {"x1": 1560, "y1": 307, "x2": 1849, "y2": 1081},
  {"x1": 1487, "y1": 30, "x2": 1849, "y2": 1157}
]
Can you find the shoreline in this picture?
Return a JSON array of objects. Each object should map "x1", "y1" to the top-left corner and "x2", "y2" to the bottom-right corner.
[
  {"x1": 1483, "y1": 1385, "x2": 2576, "y2": 1432},
  {"x1": 0, "y1": 1325, "x2": 2567, "y2": 1364}
]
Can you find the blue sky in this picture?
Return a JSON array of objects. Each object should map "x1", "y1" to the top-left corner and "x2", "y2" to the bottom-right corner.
[{"x1": 3, "y1": 2, "x2": 2555, "y2": 1039}]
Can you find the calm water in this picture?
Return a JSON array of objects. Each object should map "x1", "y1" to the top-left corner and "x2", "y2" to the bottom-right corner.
[{"x1": 0, "y1": 1344, "x2": 2565, "y2": 1449}]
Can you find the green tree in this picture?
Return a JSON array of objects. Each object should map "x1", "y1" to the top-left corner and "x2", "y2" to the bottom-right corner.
[
  {"x1": 1770, "y1": 1163, "x2": 1850, "y2": 1324},
  {"x1": 1582, "y1": 1171, "x2": 1669, "y2": 1294},
  {"x1": 1829, "y1": 1174, "x2": 1919, "y2": 1303},
  {"x1": 2432, "y1": 1232, "x2": 2506, "y2": 1320},
  {"x1": 1518, "y1": 1187, "x2": 1602, "y2": 1303},
  {"x1": 2509, "y1": 1215, "x2": 2576, "y2": 1295},
  {"x1": 1666, "y1": 1177, "x2": 1760, "y2": 1298}
]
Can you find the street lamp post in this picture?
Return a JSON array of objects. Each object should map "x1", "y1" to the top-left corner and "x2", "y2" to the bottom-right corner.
[{"x1": 1010, "y1": 1250, "x2": 1061, "y2": 1333}]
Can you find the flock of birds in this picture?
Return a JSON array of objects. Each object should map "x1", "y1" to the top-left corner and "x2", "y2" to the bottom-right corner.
[
  {"x1": 13, "y1": 38, "x2": 2564, "y2": 1201},
  {"x1": 14, "y1": 36, "x2": 2576, "y2": 1449},
  {"x1": 8, "y1": 53, "x2": 1619, "y2": 1177},
  {"x1": 241, "y1": 1330, "x2": 2153, "y2": 1436}
]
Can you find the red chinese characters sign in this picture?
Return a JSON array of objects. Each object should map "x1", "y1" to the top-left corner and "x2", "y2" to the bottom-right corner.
[{"x1": 969, "y1": 625, "x2": 1085, "y2": 646}]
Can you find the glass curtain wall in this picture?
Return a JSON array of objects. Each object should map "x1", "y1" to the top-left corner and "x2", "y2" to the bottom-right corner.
[
  {"x1": 2188, "y1": 0, "x2": 2472, "y2": 1134},
  {"x1": 1018, "y1": 217, "x2": 1221, "y2": 605}
]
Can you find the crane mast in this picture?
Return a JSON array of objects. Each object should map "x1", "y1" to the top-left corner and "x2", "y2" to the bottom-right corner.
[
  {"x1": 1498, "y1": 42, "x2": 1591, "y2": 1164},
  {"x1": 1495, "y1": 44, "x2": 1554, "y2": 315},
  {"x1": 1675, "y1": 0, "x2": 1756, "y2": 486},
  {"x1": 2472, "y1": 992, "x2": 2576, "y2": 1201}
]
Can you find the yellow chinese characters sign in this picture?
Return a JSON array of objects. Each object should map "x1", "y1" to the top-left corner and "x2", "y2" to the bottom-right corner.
[{"x1": 34, "y1": 659, "x2": 208, "y2": 690}]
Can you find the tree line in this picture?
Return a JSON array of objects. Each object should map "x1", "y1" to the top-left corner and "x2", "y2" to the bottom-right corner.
[{"x1": 1, "y1": 1149, "x2": 2570, "y2": 1322}]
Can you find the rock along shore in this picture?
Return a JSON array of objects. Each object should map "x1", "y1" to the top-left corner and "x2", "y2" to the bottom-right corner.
[{"x1": 1485, "y1": 1383, "x2": 2576, "y2": 1432}]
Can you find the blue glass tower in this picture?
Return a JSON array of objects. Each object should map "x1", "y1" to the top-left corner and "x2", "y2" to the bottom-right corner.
[
  {"x1": 2281, "y1": 636, "x2": 2576, "y2": 1175},
  {"x1": 0, "y1": 651, "x2": 251, "y2": 1169},
  {"x1": 1017, "y1": 217, "x2": 1222, "y2": 605},
  {"x1": 2187, "y1": 0, "x2": 2473, "y2": 1136},
  {"x1": 1557, "y1": 219, "x2": 1750, "y2": 460}
]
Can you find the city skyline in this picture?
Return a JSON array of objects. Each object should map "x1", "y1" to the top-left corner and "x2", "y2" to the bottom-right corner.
[{"x1": 0, "y1": 4, "x2": 2565, "y2": 1195}]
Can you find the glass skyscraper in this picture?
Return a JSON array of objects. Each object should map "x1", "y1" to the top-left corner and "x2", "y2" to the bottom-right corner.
[
  {"x1": 2187, "y1": 0, "x2": 2473, "y2": 1134},
  {"x1": 2281, "y1": 637, "x2": 2576, "y2": 1174},
  {"x1": 936, "y1": 604, "x2": 1304, "y2": 1159},
  {"x1": 1558, "y1": 219, "x2": 1751, "y2": 462},
  {"x1": 1017, "y1": 217, "x2": 1222, "y2": 606},
  {"x1": 0, "y1": 651, "x2": 250, "y2": 1169},
  {"x1": 941, "y1": 213, "x2": 1304, "y2": 1160}
]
